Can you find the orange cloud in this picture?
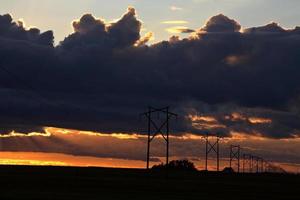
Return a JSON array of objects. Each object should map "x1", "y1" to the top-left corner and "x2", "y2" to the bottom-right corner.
[
  {"x1": 230, "y1": 112, "x2": 247, "y2": 121},
  {"x1": 45, "y1": 127, "x2": 142, "y2": 140},
  {"x1": 188, "y1": 115, "x2": 218, "y2": 123},
  {"x1": 225, "y1": 55, "x2": 249, "y2": 66},
  {"x1": 248, "y1": 117, "x2": 272, "y2": 124},
  {"x1": 0, "y1": 131, "x2": 51, "y2": 138},
  {"x1": 166, "y1": 26, "x2": 195, "y2": 34},
  {"x1": 135, "y1": 32, "x2": 154, "y2": 46},
  {"x1": 188, "y1": 114, "x2": 226, "y2": 130}
]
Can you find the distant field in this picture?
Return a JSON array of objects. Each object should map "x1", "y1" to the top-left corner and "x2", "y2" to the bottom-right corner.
[{"x1": 0, "y1": 165, "x2": 299, "y2": 200}]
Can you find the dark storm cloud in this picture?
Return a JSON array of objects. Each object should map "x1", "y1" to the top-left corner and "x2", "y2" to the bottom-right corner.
[
  {"x1": 1, "y1": 9, "x2": 300, "y2": 138},
  {"x1": 60, "y1": 7, "x2": 141, "y2": 49},
  {"x1": 200, "y1": 14, "x2": 241, "y2": 32},
  {"x1": 107, "y1": 7, "x2": 141, "y2": 47},
  {"x1": 244, "y1": 22, "x2": 286, "y2": 34},
  {"x1": 72, "y1": 14, "x2": 106, "y2": 34},
  {"x1": 0, "y1": 14, "x2": 54, "y2": 46}
]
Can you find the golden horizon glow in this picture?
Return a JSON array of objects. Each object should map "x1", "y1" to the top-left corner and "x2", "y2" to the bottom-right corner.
[
  {"x1": 0, "y1": 151, "x2": 298, "y2": 173},
  {"x1": 1, "y1": 127, "x2": 299, "y2": 173},
  {"x1": 0, "y1": 152, "x2": 148, "y2": 168},
  {"x1": 0, "y1": 159, "x2": 68, "y2": 166}
]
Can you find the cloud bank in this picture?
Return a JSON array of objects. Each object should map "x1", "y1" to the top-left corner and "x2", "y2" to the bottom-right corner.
[
  {"x1": 1, "y1": 8, "x2": 300, "y2": 139},
  {"x1": 0, "y1": 14, "x2": 54, "y2": 46}
]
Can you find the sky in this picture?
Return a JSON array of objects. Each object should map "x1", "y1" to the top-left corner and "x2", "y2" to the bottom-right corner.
[
  {"x1": 1, "y1": 0, "x2": 300, "y2": 173},
  {"x1": 1, "y1": 0, "x2": 300, "y2": 43}
]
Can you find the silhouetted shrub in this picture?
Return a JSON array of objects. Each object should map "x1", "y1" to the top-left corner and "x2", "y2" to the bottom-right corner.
[
  {"x1": 152, "y1": 160, "x2": 197, "y2": 171},
  {"x1": 222, "y1": 167, "x2": 235, "y2": 173}
]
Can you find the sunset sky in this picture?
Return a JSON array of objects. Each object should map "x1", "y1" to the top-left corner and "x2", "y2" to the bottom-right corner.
[
  {"x1": 1, "y1": 0, "x2": 300, "y2": 173},
  {"x1": 1, "y1": 0, "x2": 300, "y2": 43}
]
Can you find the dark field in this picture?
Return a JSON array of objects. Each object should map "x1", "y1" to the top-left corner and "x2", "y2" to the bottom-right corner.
[{"x1": 0, "y1": 165, "x2": 299, "y2": 200}]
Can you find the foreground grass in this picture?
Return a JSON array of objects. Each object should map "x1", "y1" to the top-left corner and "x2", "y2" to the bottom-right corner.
[{"x1": 0, "y1": 165, "x2": 299, "y2": 200}]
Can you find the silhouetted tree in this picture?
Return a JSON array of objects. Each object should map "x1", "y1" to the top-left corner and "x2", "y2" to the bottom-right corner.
[
  {"x1": 152, "y1": 160, "x2": 197, "y2": 171},
  {"x1": 222, "y1": 167, "x2": 235, "y2": 173}
]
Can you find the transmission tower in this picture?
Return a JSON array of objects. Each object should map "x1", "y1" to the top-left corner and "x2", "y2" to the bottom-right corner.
[
  {"x1": 254, "y1": 156, "x2": 260, "y2": 173},
  {"x1": 242, "y1": 154, "x2": 252, "y2": 173},
  {"x1": 229, "y1": 145, "x2": 241, "y2": 173},
  {"x1": 205, "y1": 134, "x2": 220, "y2": 171},
  {"x1": 140, "y1": 106, "x2": 177, "y2": 169},
  {"x1": 260, "y1": 158, "x2": 264, "y2": 173}
]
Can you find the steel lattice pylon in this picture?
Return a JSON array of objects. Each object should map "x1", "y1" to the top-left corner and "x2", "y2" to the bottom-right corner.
[
  {"x1": 205, "y1": 134, "x2": 220, "y2": 171},
  {"x1": 140, "y1": 106, "x2": 177, "y2": 169},
  {"x1": 229, "y1": 145, "x2": 241, "y2": 173},
  {"x1": 242, "y1": 154, "x2": 253, "y2": 173}
]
